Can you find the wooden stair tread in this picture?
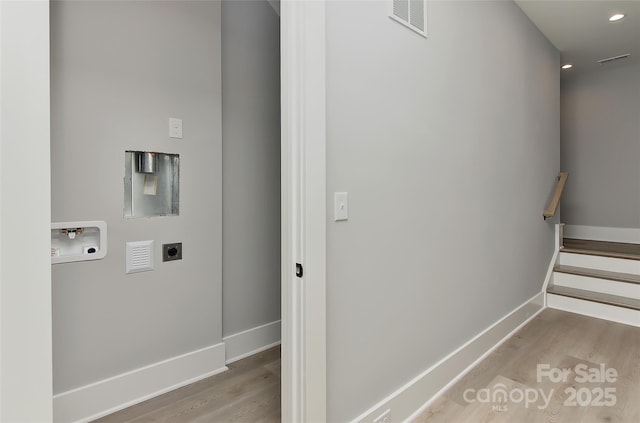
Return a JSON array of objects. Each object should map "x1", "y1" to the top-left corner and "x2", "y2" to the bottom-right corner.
[
  {"x1": 563, "y1": 238, "x2": 640, "y2": 260},
  {"x1": 547, "y1": 285, "x2": 640, "y2": 311},
  {"x1": 560, "y1": 247, "x2": 640, "y2": 261},
  {"x1": 554, "y1": 265, "x2": 640, "y2": 285}
]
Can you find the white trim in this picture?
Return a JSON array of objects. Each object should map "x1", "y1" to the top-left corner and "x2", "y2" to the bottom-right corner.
[
  {"x1": 281, "y1": 0, "x2": 327, "y2": 422},
  {"x1": 0, "y1": 0, "x2": 53, "y2": 420},
  {"x1": 542, "y1": 224, "x2": 563, "y2": 303},
  {"x1": 547, "y1": 294, "x2": 640, "y2": 327},
  {"x1": 352, "y1": 292, "x2": 545, "y2": 423},
  {"x1": 563, "y1": 225, "x2": 640, "y2": 244},
  {"x1": 223, "y1": 320, "x2": 281, "y2": 364},
  {"x1": 53, "y1": 343, "x2": 227, "y2": 423}
]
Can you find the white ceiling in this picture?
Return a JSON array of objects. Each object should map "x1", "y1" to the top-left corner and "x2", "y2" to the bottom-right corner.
[{"x1": 515, "y1": 0, "x2": 640, "y2": 77}]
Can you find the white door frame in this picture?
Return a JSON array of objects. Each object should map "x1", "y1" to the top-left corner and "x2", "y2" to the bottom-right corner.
[
  {"x1": 0, "y1": 0, "x2": 53, "y2": 421},
  {"x1": 280, "y1": 0, "x2": 327, "y2": 421},
  {"x1": 1, "y1": 0, "x2": 327, "y2": 420}
]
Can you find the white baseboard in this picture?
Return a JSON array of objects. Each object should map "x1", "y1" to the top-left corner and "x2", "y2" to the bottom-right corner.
[
  {"x1": 53, "y1": 343, "x2": 227, "y2": 423},
  {"x1": 547, "y1": 293, "x2": 640, "y2": 328},
  {"x1": 223, "y1": 320, "x2": 281, "y2": 364},
  {"x1": 352, "y1": 292, "x2": 545, "y2": 423},
  {"x1": 563, "y1": 225, "x2": 640, "y2": 244}
]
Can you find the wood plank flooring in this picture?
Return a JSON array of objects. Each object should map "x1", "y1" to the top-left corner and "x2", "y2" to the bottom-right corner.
[
  {"x1": 413, "y1": 309, "x2": 640, "y2": 423},
  {"x1": 93, "y1": 347, "x2": 280, "y2": 423},
  {"x1": 94, "y1": 310, "x2": 639, "y2": 423}
]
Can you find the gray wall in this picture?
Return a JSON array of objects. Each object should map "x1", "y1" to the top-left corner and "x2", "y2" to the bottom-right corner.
[
  {"x1": 50, "y1": 1, "x2": 222, "y2": 393},
  {"x1": 560, "y1": 62, "x2": 640, "y2": 228},
  {"x1": 325, "y1": 1, "x2": 559, "y2": 420},
  {"x1": 221, "y1": 0, "x2": 281, "y2": 338}
]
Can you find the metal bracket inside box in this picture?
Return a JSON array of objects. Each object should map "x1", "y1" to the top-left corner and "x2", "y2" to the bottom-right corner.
[
  {"x1": 124, "y1": 151, "x2": 180, "y2": 218},
  {"x1": 51, "y1": 221, "x2": 107, "y2": 264}
]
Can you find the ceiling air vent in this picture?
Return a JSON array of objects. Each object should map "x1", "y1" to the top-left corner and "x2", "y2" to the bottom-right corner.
[
  {"x1": 390, "y1": 0, "x2": 427, "y2": 38},
  {"x1": 597, "y1": 53, "x2": 631, "y2": 65}
]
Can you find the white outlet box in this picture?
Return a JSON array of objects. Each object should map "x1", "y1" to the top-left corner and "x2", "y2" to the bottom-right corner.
[
  {"x1": 373, "y1": 408, "x2": 391, "y2": 423},
  {"x1": 51, "y1": 221, "x2": 107, "y2": 264}
]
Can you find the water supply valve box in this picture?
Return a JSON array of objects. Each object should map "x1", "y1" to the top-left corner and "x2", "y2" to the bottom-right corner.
[{"x1": 51, "y1": 221, "x2": 107, "y2": 264}]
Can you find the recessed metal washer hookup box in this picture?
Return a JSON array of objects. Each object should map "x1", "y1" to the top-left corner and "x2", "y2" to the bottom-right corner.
[{"x1": 124, "y1": 151, "x2": 180, "y2": 218}]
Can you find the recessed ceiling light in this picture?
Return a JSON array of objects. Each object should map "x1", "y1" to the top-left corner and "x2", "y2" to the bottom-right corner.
[
  {"x1": 562, "y1": 64, "x2": 573, "y2": 70},
  {"x1": 609, "y1": 13, "x2": 625, "y2": 22}
]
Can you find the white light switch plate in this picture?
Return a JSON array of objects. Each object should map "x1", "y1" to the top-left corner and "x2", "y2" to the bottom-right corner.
[
  {"x1": 334, "y1": 192, "x2": 348, "y2": 221},
  {"x1": 169, "y1": 117, "x2": 183, "y2": 139}
]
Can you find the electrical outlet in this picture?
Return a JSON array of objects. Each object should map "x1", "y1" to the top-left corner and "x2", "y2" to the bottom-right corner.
[
  {"x1": 162, "y1": 242, "x2": 182, "y2": 262},
  {"x1": 373, "y1": 409, "x2": 391, "y2": 423}
]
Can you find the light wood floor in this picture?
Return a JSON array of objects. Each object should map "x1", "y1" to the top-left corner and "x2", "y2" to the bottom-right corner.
[
  {"x1": 93, "y1": 346, "x2": 280, "y2": 423},
  {"x1": 413, "y1": 309, "x2": 640, "y2": 423},
  {"x1": 93, "y1": 310, "x2": 638, "y2": 423}
]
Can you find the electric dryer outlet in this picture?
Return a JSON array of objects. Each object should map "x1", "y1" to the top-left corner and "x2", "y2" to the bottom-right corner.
[{"x1": 162, "y1": 242, "x2": 182, "y2": 262}]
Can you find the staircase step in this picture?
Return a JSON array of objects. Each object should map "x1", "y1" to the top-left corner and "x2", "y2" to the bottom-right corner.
[
  {"x1": 552, "y1": 269, "x2": 640, "y2": 299},
  {"x1": 547, "y1": 292, "x2": 640, "y2": 327},
  {"x1": 561, "y1": 248, "x2": 640, "y2": 261},
  {"x1": 550, "y1": 239, "x2": 640, "y2": 326},
  {"x1": 547, "y1": 285, "x2": 640, "y2": 311},
  {"x1": 563, "y1": 238, "x2": 640, "y2": 260},
  {"x1": 558, "y1": 251, "x2": 640, "y2": 274},
  {"x1": 554, "y1": 265, "x2": 640, "y2": 284}
]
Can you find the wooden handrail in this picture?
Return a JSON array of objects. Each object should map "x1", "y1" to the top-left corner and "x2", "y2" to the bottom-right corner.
[{"x1": 544, "y1": 172, "x2": 568, "y2": 219}]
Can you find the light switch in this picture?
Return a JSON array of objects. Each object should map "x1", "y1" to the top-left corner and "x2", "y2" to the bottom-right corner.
[
  {"x1": 169, "y1": 118, "x2": 183, "y2": 139},
  {"x1": 334, "y1": 192, "x2": 348, "y2": 221}
]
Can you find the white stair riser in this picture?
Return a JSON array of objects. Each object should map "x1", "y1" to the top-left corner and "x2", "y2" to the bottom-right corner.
[
  {"x1": 547, "y1": 294, "x2": 640, "y2": 327},
  {"x1": 559, "y1": 252, "x2": 640, "y2": 274},
  {"x1": 553, "y1": 272, "x2": 640, "y2": 300}
]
